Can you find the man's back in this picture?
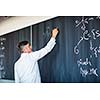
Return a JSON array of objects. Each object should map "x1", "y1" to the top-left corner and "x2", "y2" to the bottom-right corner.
[{"x1": 14, "y1": 53, "x2": 41, "y2": 83}]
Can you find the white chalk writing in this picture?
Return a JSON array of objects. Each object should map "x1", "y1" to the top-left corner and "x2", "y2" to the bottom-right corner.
[
  {"x1": 80, "y1": 67, "x2": 98, "y2": 77},
  {"x1": 74, "y1": 16, "x2": 100, "y2": 77},
  {"x1": 0, "y1": 37, "x2": 6, "y2": 78}
]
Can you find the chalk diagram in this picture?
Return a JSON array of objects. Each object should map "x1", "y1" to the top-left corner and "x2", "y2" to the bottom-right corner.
[{"x1": 74, "y1": 16, "x2": 100, "y2": 77}]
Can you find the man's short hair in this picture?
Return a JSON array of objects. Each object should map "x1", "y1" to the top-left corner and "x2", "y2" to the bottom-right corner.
[{"x1": 17, "y1": 41, "x2": 30, "y2": 53}]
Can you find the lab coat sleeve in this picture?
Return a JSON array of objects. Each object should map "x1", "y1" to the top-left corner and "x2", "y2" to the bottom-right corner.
[
  {"x1": 31, "y1": 37, "x2": 56, "y2": 61},
  {"x1": 14, "y1": 65, "x2": 20, "y2": 83}
]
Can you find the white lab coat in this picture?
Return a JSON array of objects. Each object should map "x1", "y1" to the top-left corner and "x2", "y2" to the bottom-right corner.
[{"x1": 14, "y1": 37, "x2": 56, "y2": 83}]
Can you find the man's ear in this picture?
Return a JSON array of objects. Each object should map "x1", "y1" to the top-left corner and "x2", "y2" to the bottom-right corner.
[
  {"x1": 22, "y1": 46, "x2": 26, "y2": 53},
  {"x1": 30, "y1": 45, "x2": 32, "y2": 49}
]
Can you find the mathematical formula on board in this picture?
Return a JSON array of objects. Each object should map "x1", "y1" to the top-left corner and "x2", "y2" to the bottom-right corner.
[
  {"x1": 74, "y1": 16, "x2": 100, "y2": 77},
  {"x1": 0, "y1": 37, "x2": 6, "y2": 79}
]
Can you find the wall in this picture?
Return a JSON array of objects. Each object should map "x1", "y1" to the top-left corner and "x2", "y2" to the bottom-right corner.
[{"x1": 0, "y1": 16, "x2": 55, "y2": 36}]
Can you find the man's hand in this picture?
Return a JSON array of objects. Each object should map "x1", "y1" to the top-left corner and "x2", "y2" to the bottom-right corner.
[{"x1": 51, "y1": 28, "x2": 59, "y2": 39}]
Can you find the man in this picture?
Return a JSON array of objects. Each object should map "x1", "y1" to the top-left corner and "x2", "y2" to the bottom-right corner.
[{"x1": 14, "y1": 28, "x2": 59, "y2": 83}]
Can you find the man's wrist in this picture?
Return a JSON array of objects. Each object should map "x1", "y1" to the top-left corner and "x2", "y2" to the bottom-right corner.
[
  {"x1": 51, "y1": 36, "x2": 56, "y2": 39},
  {"x1": 51, "y1": 37, "x2": 56, "y2": 42}
]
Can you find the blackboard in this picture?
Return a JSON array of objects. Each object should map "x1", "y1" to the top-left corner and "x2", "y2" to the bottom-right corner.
[
  {"x1": 0, "y1": 27, "x2": 30, "y2": 80},
  {"x1": 1, "y1": 16, "x2": 100, "y2": 82}
]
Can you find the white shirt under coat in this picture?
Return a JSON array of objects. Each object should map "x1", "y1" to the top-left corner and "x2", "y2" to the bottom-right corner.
[{"x1": 14, "y1": 37, "x2": 56, "y2": 83}]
